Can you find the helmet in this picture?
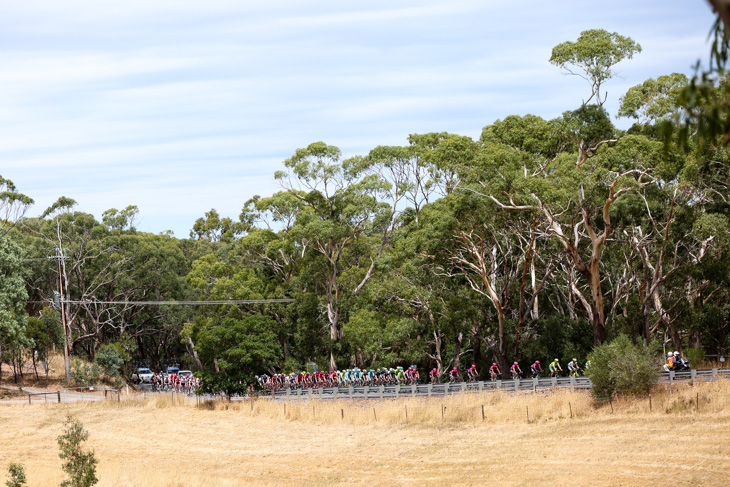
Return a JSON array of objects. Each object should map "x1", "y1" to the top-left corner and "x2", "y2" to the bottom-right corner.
[
  {"x1": 674, "y1": 351, "x2": 680, "y2": 356},
  {"x1": 572, "y1": 358, "x2": 577, "y2": 362},
  {"x1": 513, "y1": 362, "x2": 518, "y2": 365},
  {"x1": 554, "y1": 359, "x2": 559, "y2": 362},
  {"x1": 668, "y1": 352, "x2": 673, "y2": 357},
  {"x1": 536, "y1": 360, "x2": 540, "y2": 364},
  {"x1": 472, "y1": 364, "x2": 476, "y2": 367},
  {"x1": 492, "y1": 362, "x2": 497, "y2": 366}
]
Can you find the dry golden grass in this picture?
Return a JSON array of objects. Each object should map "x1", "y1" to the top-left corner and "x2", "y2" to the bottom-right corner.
[{"x1": 2, "y1": 380, "x2": 730, "y2": 486}]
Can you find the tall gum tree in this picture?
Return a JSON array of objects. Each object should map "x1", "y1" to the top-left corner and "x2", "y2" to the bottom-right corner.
[
  {"x1": 474, "y1": 117, "x2": 659, "y2": 345},
  {"x1": 550, "y1": 29, "x2": 642, "y2": 106},
  {"x1": 275, "y1": 142, "x2": 396, "y2": 371}
]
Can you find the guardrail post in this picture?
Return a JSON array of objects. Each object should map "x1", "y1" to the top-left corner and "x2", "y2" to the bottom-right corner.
[
  {"x1": 444, "y1": 383, "x2": 449, "y2": 395},
  {"x1": 514, "y1": 379, "x2": 519, "y2": 392},
  {"x1": 478, "y1": 381, "x2": 483, "y2": 392},
  {"x1": 691, "y1": 370, "x2": 697, "y2": 381},
  {"x1": 379, "y1": 385, "x2": 384, "y2": 399},
  {"x1": 570, "y1": 376, "x2": 576, "y2": 391},
  {"x1": 669, "y1": 371, "x2": 675, "y2": 383},
  {"x1": 496, "y1": 380, "x2": 502, "y2": 391},
  {"x1": 551, "y1": 377, "x2": 557, "y2": 388},
  {"x1": 428, "y1": 384, "x2": 432, "y2": 397},
  {"x1": 713, "y1": 368, "x2": 718, "y2": 379}
]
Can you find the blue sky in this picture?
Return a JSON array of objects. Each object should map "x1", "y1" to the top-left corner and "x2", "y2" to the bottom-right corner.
[{"x1": 0, "y1": 1, "x2": 718, "y2": 237}]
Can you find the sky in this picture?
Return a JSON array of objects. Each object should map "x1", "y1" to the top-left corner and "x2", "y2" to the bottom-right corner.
[{"x1": 0, "y1": 1, "x2": 719, "y2": 237}]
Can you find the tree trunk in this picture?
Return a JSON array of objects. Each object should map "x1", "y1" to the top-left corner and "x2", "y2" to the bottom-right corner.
[
  {"x1": 452, "y1": 332, "x2": 463, "y2": 372},
  {"x1": 471, "y1": 319, "x2": 482, "y2": 371},
  {"x1": 586, "y1": 260, "x2": 606, "y2": 345},
  {"x1": 497, "y1": 311, "x2": 507, "y2": 378}
]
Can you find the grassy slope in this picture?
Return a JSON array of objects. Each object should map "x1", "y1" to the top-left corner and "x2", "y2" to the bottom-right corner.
[{"x1": 1, "y1": 381, "x2": 730, "y2": 486}]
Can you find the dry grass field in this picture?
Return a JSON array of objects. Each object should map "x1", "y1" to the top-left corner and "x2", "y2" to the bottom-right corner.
[{"x1": 2, "y1": 380, "x2": 730, "y2": 487}]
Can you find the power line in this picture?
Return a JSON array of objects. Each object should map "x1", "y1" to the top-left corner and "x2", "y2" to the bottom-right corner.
[{"x1": 29, "y1": 299, "x2": 294, "y2": 306}]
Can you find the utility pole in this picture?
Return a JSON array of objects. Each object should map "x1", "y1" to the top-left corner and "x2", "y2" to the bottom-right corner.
[{"x1": 52, "y1": 253, "x2": 71, "y2": 381}]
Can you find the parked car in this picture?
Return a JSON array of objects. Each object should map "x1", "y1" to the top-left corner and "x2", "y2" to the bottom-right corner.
[
  {"x1": 178, "y1": 370, "x2": 193, "y2": 379},
  {"x1": 166, "y1": 366, "x2": 180, "y2": 377},
  {"x1": 132, "y1": 367, "x2": 154, "y2": 383}
]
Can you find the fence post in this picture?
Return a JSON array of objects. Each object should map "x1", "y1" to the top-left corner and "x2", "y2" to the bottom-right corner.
[
  {"x1": 481, "y1": 404, "x2": 485, "y2": 421},
  {"x1": 28, "y1": 394, "x2": 31, "y2": 405},
  {"x1": 58, "y1": 391, "x2": 61, "y2": 403}
]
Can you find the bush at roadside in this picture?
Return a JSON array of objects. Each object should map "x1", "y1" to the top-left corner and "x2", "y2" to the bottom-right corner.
[{"x1": 585, "y1": 335, "x2": 659, "y2": 400}]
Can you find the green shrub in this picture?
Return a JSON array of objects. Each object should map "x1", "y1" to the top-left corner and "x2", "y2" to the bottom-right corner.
[
  {"x1": 585, "y1": 335, "x2": 659, "y2": 400},
  {"x1": 69, "y1": 359, "x2": 101, "y2": 387},
  {"x1": 684, "y1": 347, "x2": 705, "y2": 367},
  {"x1": 58, "y1": 416, "x2": 98, "y2": 487},
  {"x1": 93, "y1": 345, "x2": 123, "y2": 378},
  {"x1": 6, "y1": 463, "x2": 26, "y2": 487}
]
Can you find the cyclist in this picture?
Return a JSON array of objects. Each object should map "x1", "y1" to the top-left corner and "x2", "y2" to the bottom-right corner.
[
  {"x1": 567, "y1": 358, "x2": 580, "y2": 377},
  {"x1": 448, "y1": 366, "x2": 460, "y2": 383},
  {"x1": 394, "y1": 366, "x2": 406, "y2": 385},
  {"x1": 549, "y1": 358, "x2": 563, "y2": 377},
  {"x1": 584, "y1": 360, "x2": 591, "y2": 371},
  {"x1": 530, "y1": 360, "x2": 542, "y2": 378},
  {"x1": 510, "y1": 361, "x2": 523, "y2": 380},
  {"x1": 489, "y1": 362, "x2": 501, "y2": 381},
  {"x1": 429, "y1": 367, "x2": 439, "y2": 384},
  {"x1": 467, "y1": 364, "x2": 479, "y2": 382}
]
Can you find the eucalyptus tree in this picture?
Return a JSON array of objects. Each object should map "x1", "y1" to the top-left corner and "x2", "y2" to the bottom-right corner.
[
  {"x1": 0, "y1": 232, "x2": 30, "y2": 382},
  {"x1": 476, "y1": 114, "x2": 660, "y2": 345},
  {"x1": 550, "y1": 29, "x2": 642, "y2": 106},
  {"x1": 0, "y1": 175, "x2": 34, "y2": 237},
  {"x1": 618, "y1": 73, "x2": 689, "y2": 124},
  {"x1": 275, "y1": 142, "x2": 398, "y2": 370}
]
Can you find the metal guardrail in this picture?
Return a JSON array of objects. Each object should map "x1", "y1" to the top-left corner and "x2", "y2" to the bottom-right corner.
[
  {"x1": 259, "y1": 368, "x2": 730, "y2": 401},
  {"x1": 265, "y1": 376, "x2": 593, "y2": 400}
]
